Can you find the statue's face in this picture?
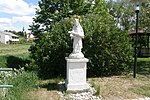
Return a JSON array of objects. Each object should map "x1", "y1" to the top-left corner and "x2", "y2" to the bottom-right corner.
[{"x1": 74, "y1": 18, "x2": 79, "y2": 26}]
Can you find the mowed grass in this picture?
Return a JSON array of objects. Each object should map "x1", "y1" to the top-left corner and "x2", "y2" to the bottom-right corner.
[
  {"x1": 89, "y1": 75, "x2": 150, "y2": 100},
  {"x1": 0, "y1": 44, "x2": 30, "y2": 56},
  {"x1": 137, "y1": 58, "x2": 150, "y2": 75},
  {"x1": 0, "y1": 44, "x2": 30, "y2": 68},
  {"x1": 89, "y1": 58, "x2": 150, "y2": 100}
]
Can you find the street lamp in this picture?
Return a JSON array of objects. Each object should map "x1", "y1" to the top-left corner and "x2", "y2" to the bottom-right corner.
[{"x1": 131, "y1": 0, "x2": 140, "y2": 78}]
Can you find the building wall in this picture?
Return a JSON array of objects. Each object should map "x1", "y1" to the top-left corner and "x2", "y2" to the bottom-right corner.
[
  {"x1": 5, "y1": 35, "x2": 10, "y2": 44},
  {"x1": 0, "y1": 32, "x2": 19, "y2": 44},
  {"x1": 11, "y1": 37, "x2": 19, "y2": 42},
  {"x1": 0, "y1": 32, "x2": 6, "y2": 44}
]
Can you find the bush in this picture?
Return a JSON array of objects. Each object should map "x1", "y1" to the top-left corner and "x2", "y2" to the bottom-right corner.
[
  {"x1": 29, "y1": 19, "x2": 72, "y2": 78},
  {"x1": 82, "y1": 14, "x2": 133, "y2": 76},
  {"x1": 19, "y1": 38, "x2": 27, "y2": 44}
]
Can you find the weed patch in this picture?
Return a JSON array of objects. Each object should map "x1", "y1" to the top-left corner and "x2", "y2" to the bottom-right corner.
[
  {"x1": 90, "y1": 79, "x2": 100, "y2": 96},
  {"x1": 3, "y1": 72, "x2": 38, "y2": 100}
]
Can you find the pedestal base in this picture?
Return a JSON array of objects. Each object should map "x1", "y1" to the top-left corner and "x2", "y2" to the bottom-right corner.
[
  {"x1": 66, "y1": 83, "x2": 89, "y2": 91},
  {"x1": 65, "y1": 58, "x2": 89, "y2": 91}
]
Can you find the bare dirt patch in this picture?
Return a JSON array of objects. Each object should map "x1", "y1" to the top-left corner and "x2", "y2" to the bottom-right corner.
[{"x1": 27, "y1": 88, "x2": 60, "y2": 100}]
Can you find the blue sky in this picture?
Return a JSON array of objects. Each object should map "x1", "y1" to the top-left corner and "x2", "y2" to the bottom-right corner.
[{"x1": 0, "y1": 0, "x2": 39, "y2": 33}]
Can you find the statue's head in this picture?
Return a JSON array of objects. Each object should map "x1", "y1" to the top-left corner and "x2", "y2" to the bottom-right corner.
[{"x1": 74, "y1": 18, "x2": 79, "y2": 27}]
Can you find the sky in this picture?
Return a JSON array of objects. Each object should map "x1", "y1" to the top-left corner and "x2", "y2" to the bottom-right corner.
[
  {"x1": 0, "y1": 0, "x2": 39, "y2": 33},
  {"x1": 0, "y1": 0, "x2": 119, "y2": 33}
]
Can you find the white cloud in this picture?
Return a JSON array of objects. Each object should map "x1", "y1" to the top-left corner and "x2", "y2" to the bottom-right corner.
[
  {"x1": 0, "y1": 18, "x2": 11, "y2": 24},
  {"x1": 12, "y1": 16, "x2": 34, "y2": 25},
  {"x1": 0, "y1": 22, "x2": 19, "y2": 31},
  {"x1": 0, "y1": 0, "x2": 37, "y2": 32},
  {"x1": 0, "y1": 0, "x2": 37, "y2": 15},
  {"x1": 0, "y1": 16, "x2": 34, "y2": 32}
]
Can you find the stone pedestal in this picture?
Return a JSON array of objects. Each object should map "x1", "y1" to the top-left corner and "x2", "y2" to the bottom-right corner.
[{"x1": 65, "y1": 58, "x2": 89, "y2": 91}]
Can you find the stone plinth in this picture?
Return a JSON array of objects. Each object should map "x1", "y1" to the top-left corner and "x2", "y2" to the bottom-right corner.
[{"x1": 65, "y1": 58, "x2": 89, "y2": 91}]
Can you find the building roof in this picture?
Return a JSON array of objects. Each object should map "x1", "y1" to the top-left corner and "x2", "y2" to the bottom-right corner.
[
  {"x1": 129, "y1": 30, "x2": 150, "y2": 36},
  {"x1": 0, "y1": 31, "x2": 19, "y2": 37}
]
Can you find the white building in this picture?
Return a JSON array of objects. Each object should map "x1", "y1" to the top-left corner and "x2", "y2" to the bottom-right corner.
[
  {"x1": 26, "y1": 33, "x2": 35, "y2": 41},
  {"x1": 0, "y1": 31, "x2": 19, "y2": 44}
]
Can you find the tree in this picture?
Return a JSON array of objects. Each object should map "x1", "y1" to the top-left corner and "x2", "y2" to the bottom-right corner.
[
  {"x1": 106, "y1": 0, "x2": 150, "y2": 32},
  {"x1": 29, "y1": 0, "x2": 93, "y2": 38},
  {"x1": 140, "y1": 0, "x2": 150, "y2": 32},
  {"x1": 106, "y1": 0, "x2": 134, "y2": 31},
  {"x1": 29, "y1": 0, "x2": 94, "y2": 78},
  {"x1": 29, "y1": 0, "x2": 133, "y2": 78}
]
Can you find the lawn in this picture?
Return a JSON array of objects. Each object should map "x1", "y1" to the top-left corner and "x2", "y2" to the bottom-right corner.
[
  {"x1": 0, "y1": 44, "x2": 30, "y2": 56},
  {"x1": 137, "y1": 58, "x2": 150, "y2": 76},
  {"x1": 0, "y1": 44, "x2": 30, "y2": 68},
  {"x1": 89, "y1": 58, "x2": 150, "y2": 99},
  {"x1": 90, "y1": 75, "x2": 150, "y2": 100}
]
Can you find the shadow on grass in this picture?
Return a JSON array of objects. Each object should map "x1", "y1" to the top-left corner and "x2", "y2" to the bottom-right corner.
[
  {"x1": 6, "y1": 55, "x2": 30, "y2": 69},
  {"x1": 137, "y1": 60, "x2": 150, "y2": 76},
  {"x1": 38, "y1": 78, "x2": 66, "y2": 92}
]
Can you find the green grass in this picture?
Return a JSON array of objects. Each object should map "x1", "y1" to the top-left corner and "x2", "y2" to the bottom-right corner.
[
  {"x1": 0, "y1": 44, "x2": 36, "y2": 100},
  {"x1": 0, "y1": 44, "x2": 30, "y2": 56},
  {"x1": 0, "y1": 44, "x2": 30, "y2": 68},
  {"x1": 129, "y1": 84, "x2": 150, "y2": 97},
  {"x1": 0, "y1": 56, "x2": 7, "y2": 68},
  {"x1": 2, "y1": 72, "x2": 38, "y2": 100},
  {"x1": 90, "y1": 79, "x2": 100, "y2": 96},
  {"x1": 137, "y1": 58, "x2": 150, "y2": 75}
]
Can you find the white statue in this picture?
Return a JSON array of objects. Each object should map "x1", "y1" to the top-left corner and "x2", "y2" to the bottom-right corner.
[{"x1": 68, "y1": 18, "x2": 84, "y2": 58}]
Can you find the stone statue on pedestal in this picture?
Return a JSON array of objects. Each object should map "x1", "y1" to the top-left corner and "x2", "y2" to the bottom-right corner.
[
  {"x1": 66, "y1": 18, "x2": 89, "y2": 91},
  {"x1": 68, "y1": 18, "x2": 84, "y2": 59}
]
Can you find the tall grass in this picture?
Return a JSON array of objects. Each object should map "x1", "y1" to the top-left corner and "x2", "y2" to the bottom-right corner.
[
  {"x1": 0, "y1": 44, "x2": 38, "y2": 100},
  {"x1": 2, "y1": 72, "x2": 38, "y2": 100}
]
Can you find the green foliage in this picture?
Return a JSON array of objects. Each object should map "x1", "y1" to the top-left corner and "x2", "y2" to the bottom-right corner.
[
  {"x1": 140, "y1": 0, "x2": 150, "y2": 32},
  {"x1": 30, "y1": 0, "x2": 133, "y2": 78},
  {"x1": 4, "y1": 72, "x2": 38, "y2": 100},
  {"x1": 106, "y1": 1, "x2": 134, "y2": 31},
  {"x1": 107, "y1": 0, "x2": 150, "y2": 31},
  {"x1": 83, "y1": 14, "x2": 133, "y2": 76},
  {"x1": 19, "y1": 38, "x2": 27, "y2": 44},
  {"x1": 30, "y1": 0, "x2": 94, "y2": 38},
  {"x1": 29, "y1": 0, "x2": 95, "y2": 78},
  {"x1": 29, "y1": 19, "x2": 72, "y2": 78}
]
